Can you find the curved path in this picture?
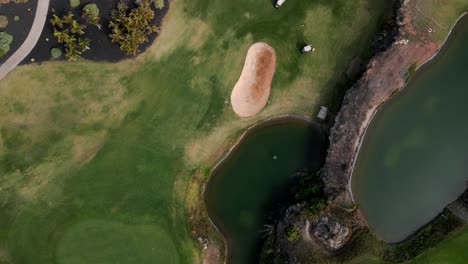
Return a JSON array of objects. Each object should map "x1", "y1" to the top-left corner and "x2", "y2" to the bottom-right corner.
[{"x1": 0, "y1": 0, "x2": 50, "y2": 80}]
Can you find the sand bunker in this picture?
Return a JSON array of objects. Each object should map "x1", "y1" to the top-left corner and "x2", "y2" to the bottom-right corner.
[{"x1": 231, "y1": 42, "x2": 277, "y2": 117}]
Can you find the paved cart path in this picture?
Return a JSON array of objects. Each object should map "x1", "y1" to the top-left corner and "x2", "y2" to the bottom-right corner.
[{"x1": 0, "y1": 0, "x2": 50, "y2": 81}]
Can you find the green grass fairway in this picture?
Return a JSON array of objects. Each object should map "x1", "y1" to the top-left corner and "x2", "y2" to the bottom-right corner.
[
  {"x1": 0, "y1": 0, "x2": 410, "y2": 263},
  {"x1": 56, "y1": 220, "x2": 179, "y2": 263},
  {"x1": 410, "y1": 227, "x2": 468, "y2": 264}
]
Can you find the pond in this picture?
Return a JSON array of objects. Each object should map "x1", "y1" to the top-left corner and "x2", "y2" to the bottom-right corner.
[
  {"x1": 205, "y1": 117, "x2": 326, "y2": 263},
  {"x1": 352, "y1": 16, "x2": 468, "y2": 243}
]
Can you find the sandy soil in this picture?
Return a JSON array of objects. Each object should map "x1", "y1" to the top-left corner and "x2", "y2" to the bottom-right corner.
[{"x1": 230, "y1": 42, "x2": 276, "y2": 117}]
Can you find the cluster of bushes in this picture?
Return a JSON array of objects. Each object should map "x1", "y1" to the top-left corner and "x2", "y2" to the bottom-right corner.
[
  {"x1": 50, "y1": 13, "x2": 90, "y2": 61},
  {"x1": 290, "y1": 170, "x2": 327, "y2": 215},
  {"x1": 51, "y1": 0, "x2": 164, "y2": 61},
  {"x1": 50, "y1": 2, "x2": 102, "y2": 61},
  {"x1": 109, "y1": 0, "x2": 159, "y2": 55}
]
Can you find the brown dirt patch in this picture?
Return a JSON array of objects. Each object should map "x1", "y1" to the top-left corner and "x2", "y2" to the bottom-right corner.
[{"x1": 230, "y1": 42, "x2": 276, "y2": 117}]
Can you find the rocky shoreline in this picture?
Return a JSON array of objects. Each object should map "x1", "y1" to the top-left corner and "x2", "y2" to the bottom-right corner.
[{"x1": 321, "y1": 0, "x2": 442, "y2": 205}]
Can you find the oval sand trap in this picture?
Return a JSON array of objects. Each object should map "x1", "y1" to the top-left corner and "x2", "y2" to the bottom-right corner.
[{"x1": 231, "y1": 42, "x2": 277, "y2": 117}]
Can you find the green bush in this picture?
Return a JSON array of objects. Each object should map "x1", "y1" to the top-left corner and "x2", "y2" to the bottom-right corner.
[
  {"x1": 291, "y1": 171, "x2": 325, "y2": 202},
  {"x1": 0, "y1": 16, "x2": 8, "y2": 29},
  {"x1": 405, "y1": 62, "x2": 418, "y2": 82},
  {"x1": 82, "y1": 3, "x2": 100, "y2": 26},
  {"x1": 0, "y1": 32, "x2": 13, "y2": 58},
  {"x1": 154, "y1": 0, "x2": 164, "y2": 9},
  {"x1": 50, "y1": 48, "x2": 62, "y2": 59},
  {"x1": 308, "y1": 198, "x2": 326, "y2": 214},
  {"x1": 14, "y1": 16, "x2": 20, "y2": 22},
  {"x1": 286, "y1": 226, "x2": 300, "y2": 241},
  {"x1": 83, "y1": 3, "x2": 99, "y2": 18},
  {"x1": 69, "y1": 0, "x2": 80, "y2": 8}
]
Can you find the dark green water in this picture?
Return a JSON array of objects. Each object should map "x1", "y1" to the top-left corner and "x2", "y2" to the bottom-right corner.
[
  {"x1": 205, "y1": 118, "x2": 326, "y2": 264},
  {"x1": 352, "y1": 16, "x2": 468, "y2": 243}
]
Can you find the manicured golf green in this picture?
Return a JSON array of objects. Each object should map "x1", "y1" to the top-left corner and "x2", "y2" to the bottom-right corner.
[{"x1": 0, "y1": 0, "x2": 393, "y2": 262}]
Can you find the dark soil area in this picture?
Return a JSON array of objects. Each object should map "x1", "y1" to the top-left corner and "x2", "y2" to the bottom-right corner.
[
  {"x1": 0, "y1": 0, "x2": 36, "y2": 64},
  {"x1": 2, "y1": 0, "x2": 169, "y2": 65}
]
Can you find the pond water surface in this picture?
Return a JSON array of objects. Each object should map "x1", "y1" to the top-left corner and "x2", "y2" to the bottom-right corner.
[
  {"x1": 205, "y1": 117, "x2": 326, "y2": 264},
  {"x1": 352, "y1": 16, "x2": 468, "y2": 243}
]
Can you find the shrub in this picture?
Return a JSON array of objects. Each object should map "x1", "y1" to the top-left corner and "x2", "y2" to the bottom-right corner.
[
  {"x1": 153, "y1": 0, "x2": 164, "y2": 9},
  {"x1": 69, "y1": 0, "x2": 80, "y2": 8},
  {"x1": 50, "y1": 47, "x2": 62, "y2": 59},
  {"x1": 0, "y1": 32, "x2": 13, "y2": 58},
  {"x1": 82, "y1": 3, "x2": 100, "y2": 26},
  {"x1": 405, "y1": 62, "x2": 418, "y2": 82},
  {"x1": 0, "y1": 15, "x2": 8, "y2": 29},
  {"x1": 308, "y1": 198, "x2": 327, "y2": 214},
  {"x1": 13, "y1": 16, "x2": 20, "y2": 22},
  {"x1": 291, "y1": 171, "x2": 325, "y2": 203},
  {"x1": 286, "y1": 226, "x2": 300, "y2": 241}
]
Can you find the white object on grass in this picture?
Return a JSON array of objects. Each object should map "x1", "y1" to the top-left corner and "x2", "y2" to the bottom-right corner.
[
  {"x1": 301, "y1": 45, "x2": 315, "y2": 53},
  {"x1": 275, "y1": 0, "x2": 286, "y2": 8}
]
